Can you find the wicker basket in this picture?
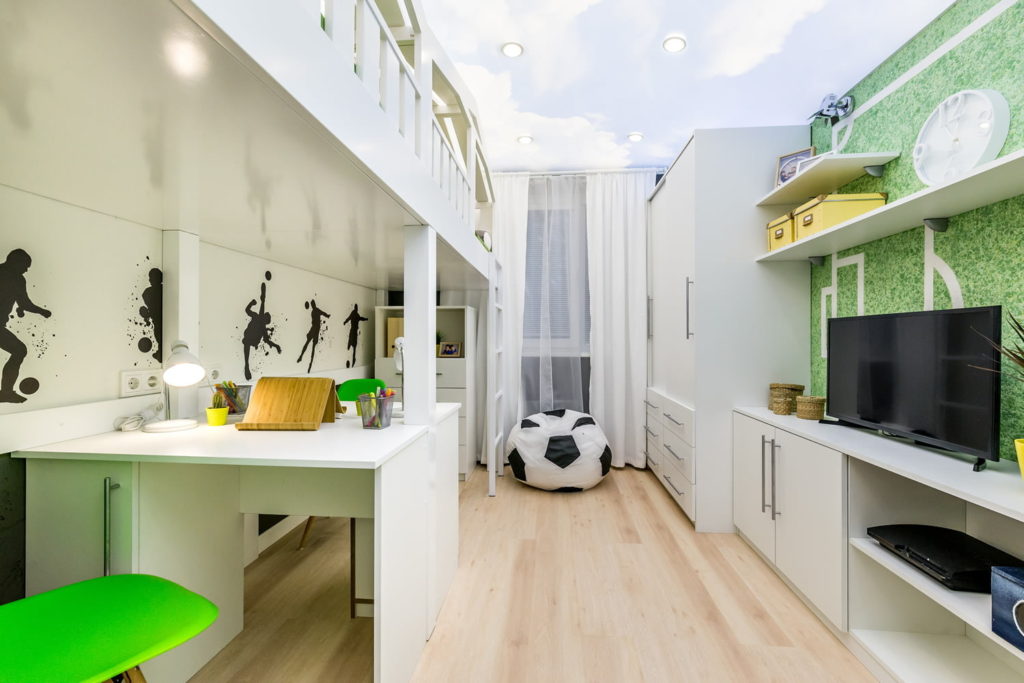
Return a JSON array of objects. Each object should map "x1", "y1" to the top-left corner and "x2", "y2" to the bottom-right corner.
[
  {"x1": 796, "y1": 396, "x2": 826, "y2": 420},
  {"x1": 769, "y1": 383, "x2": 804, "y2": 415}
]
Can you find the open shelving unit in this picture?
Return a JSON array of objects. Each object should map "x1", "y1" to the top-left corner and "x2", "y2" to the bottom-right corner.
[
  {"x1": 756, "y1": 152, "x2": 900, "y2": 207},
  {"x1": 757, "y1": 148, "x2": 1024, "y2": 262}
]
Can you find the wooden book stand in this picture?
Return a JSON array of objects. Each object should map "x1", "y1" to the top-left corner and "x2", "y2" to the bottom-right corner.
[{"x1": 236, "y1": 377, "x2": 340, "y2": 431}]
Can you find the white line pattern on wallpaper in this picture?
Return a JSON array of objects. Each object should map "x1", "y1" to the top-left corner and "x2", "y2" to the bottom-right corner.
[
  {"x1": 923, "y1": 227, "x2": 964, "y2": 310},
  {"x1": 820, "y1": 251, "x2": 865, "y2": 358}
]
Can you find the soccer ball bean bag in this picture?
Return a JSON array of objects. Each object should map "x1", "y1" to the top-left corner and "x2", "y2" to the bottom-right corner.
[{"x1": 505, "y1": 409, "x2": 612, "y2": 492}]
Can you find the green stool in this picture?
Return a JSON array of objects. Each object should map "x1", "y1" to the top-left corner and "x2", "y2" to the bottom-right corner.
[{"x1": 0, "y1": 574, "x2": 217, "y2": 683}]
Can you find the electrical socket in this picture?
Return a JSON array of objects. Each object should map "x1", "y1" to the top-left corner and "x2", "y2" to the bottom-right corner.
[
  {"x1": 205, "y1": 365, "x2": 223, "y2": 385},
  {"x1": 120, "y1": 369, "x2": 164, "y2": 398}
]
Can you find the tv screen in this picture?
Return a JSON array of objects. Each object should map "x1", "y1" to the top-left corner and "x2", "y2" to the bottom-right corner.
[{"x1": 827, "y1": 307, "x2": 1001, "y2": 460}]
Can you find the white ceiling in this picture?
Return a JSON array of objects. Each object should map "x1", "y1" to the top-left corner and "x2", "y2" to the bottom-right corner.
[{"x1": 420, "y1": 0, "x2": 958, "y2": 172}]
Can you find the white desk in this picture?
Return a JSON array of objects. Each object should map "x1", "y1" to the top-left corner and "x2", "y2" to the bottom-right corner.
[{"x1": 14, "y1": 404, "x2": 461, "y2": 683}]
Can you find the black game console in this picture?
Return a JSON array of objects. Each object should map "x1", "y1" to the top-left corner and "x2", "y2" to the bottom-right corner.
[{"x1": 867, "y1": 524, "x2": 1024, "y2": 593}]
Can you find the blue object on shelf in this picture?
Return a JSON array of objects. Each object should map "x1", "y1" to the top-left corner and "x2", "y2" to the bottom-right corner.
[{"x1": 992, "y1": 566, "x2": 1024, "y2": 652}]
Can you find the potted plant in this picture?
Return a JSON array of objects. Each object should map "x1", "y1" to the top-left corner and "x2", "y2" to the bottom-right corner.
[
  {"x1": 206, "y1": 391, "x2": 230, "y2": 426},
  {"x1": 978, "y1": 313, "x2": 1024, "y2": 478}
]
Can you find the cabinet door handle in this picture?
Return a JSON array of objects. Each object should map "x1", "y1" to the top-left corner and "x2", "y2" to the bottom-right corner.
[
  {"x1": 647, "y1": 296, "x2": 653, "y2": 339},
  {"x1": 663, "y1": 412, "x2": 685, "y2": 427},
  {"x1": 664, "y1": 475, "x2": 685, "y2": 496},
  {"x1": 103, "y1": 476, "x2": 121, "y2": 577},
  {"x1": 664, "y1": 443, "x2": 682, "y2": 461},
  {"x1": 771, "y1": 440, "x2": 781, "y2": 520},
  {"x1": 644, "y1": 425, "x2": 658, "y2": 437},
  {"x1": 644, "y1": 400, "x2": 659, "y2": 409},
  {"x1": 760, "y1": 435, "x2": 769, "y2": 513},
  {"x1": 685, "y1": 277, "x2": 694, "y2": 339}
]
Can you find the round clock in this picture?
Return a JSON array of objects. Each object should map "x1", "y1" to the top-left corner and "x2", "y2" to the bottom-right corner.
[{"x1": 912, "y1": 89, "x2": 1010, "y2": 186}]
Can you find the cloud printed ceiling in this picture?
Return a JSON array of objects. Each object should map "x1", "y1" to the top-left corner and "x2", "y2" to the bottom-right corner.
[{"x1": 420, "y1": 0, "x2": 957, "y2": 172}]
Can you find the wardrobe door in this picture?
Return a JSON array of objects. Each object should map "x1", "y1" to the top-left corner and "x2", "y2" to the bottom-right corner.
[{"x1": 732, "y1": 414, "x2": 775, "y2": 561}]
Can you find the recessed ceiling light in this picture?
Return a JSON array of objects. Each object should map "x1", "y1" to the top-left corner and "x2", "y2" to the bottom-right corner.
[
  {"x1": 627, "y1": 132, "x2": 644, "y2": 142},
  {"x1": 501, "y1": 42, "x2": 525, "y2": 58},
  {"x1": 662, "y1": 35, "x2": 687, "y2": 53},
  {"x1": 516, "y1": 135, "x2": 534, "y2": 145}
]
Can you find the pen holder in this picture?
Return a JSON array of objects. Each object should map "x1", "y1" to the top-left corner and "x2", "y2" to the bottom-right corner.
[{"x1": 358, "y1": 394, "x2": 394, "y2": 430}]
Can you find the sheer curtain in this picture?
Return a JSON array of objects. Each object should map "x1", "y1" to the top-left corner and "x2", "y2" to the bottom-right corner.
[
  {"x1": 492, "y1": 174, "x2": 530, "y2": 439},
  {"x1": 521, "y1": 175, "x2": 589, "y2": 415},
  {"x1": 586, "y1": 170, "x2": 657, "y2": 468}
]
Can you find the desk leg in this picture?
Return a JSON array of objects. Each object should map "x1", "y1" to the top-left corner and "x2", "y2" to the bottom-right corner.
[
  {"x1": 351, "y1": 518, "x2": 374, "y2": 618},
  {"x1": 374, "y1": 433, "x2": 429, "y2": 683}
]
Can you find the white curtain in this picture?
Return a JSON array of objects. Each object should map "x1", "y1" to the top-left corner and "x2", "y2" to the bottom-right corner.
[
  {"x1": 492, "y1": 174, "x2": 530, "y2": 441},
  {"x1": 586, "y1": 170, "x2": 657, "y2": 468},
  {"x1": 521, "y1": 175, "x2": 588, "y2": 415}
]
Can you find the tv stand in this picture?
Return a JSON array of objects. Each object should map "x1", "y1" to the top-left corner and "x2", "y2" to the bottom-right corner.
[
  {"x1": 973, "y1": 457, "x2": 988, "y2": 472},
  {"x1": 818, "y1": 418, "x2": 873, "y2": 431}
]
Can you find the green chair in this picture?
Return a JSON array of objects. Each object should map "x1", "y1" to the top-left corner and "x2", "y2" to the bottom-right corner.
[{"x1": 0, "y1": 574, "x2": 217, "y2": 683}]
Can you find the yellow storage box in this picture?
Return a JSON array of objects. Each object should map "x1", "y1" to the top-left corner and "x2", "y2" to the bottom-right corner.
[
  {"x1": 793, "y1": 193, "x2": 887, "y2": 240},
  {"x1": 766, "y1": 213, "x2": 794, "y2": 252}
]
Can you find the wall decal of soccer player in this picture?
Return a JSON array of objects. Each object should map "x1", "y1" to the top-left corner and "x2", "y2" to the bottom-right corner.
[
  {"x1": 343, "y1": 303, "x2": 368, "y2": 369},
  {"x1": 0, "y1": 249, "x2": 51, "y2": 403},
  {"x1": 242, "y1": 271, "x2": 282, "y2": 380},
  {"x1": 297, "y1": 298, "x2": 330, "y2": 373}
]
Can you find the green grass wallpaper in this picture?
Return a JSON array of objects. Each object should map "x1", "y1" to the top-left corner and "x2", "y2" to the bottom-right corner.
[{"x1": 808, "y1": 0, "x2": 1024, "y2": 460}]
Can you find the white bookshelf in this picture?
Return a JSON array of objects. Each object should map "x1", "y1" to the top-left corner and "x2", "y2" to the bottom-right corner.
[
  {"x1": 756, "y1": 152, "x2": 900, "y2": 207},
  {"x1": 851, "y1": 629, "x2": 1023, "y2": 683},
  {"x1": 756, "y1": 148, "x2": 1024, "y2": 262}
]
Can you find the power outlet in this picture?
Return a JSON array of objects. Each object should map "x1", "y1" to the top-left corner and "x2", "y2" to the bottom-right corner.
[
  {"x1": 120, "y1": 369, "x2": 164, "y2": 397},
  {"x1": 206, "y1": 365, "x2": 223, "y2": 385}
]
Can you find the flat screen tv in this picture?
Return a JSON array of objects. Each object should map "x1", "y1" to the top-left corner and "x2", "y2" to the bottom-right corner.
[{"x1": 827, "y1": 306, "x2": 1001, "y2": 466}]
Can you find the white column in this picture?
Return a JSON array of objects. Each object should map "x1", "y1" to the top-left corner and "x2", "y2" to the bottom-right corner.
[
  {"x1": 403, "y1": 226, "x2": 436, "y2": 425},
  {"x1": 162, "y1": 230, "x2": 201, "y2": 419}
]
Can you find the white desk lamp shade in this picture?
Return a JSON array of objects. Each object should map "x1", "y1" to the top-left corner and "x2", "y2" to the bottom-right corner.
[
  {"x1": 163, "y1": 340, "x2": 206, "y2": 387},
  {"x1": 394, "y1": 337, "x2": 405, "y2": 373},
  {"x1": 143, "y1": 340, "x2": 205, "y2": 433}
]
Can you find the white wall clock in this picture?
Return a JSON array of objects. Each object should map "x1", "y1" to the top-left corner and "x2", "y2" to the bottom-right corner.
[{"x1": 912, "y1": 89, "x2": 1010, "y2": 186}]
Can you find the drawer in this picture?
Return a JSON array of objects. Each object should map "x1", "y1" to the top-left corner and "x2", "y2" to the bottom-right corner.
[
  {"x1": 656, "y1": 458, "x2": 694, "y2": 522},
  {"x1": 646, "y1": 442, "x2": 661, "y2": 472},
  {"x1": 660, "y1": 400, "x2": 694, "y2": 447},
  {"x1": 644, "y1": 413, "x2": 663, "y2": 452},
  {"x1": 661, "y1": 429, "x2": 694, "y2": 484},
  {"x1": 373, "y1": 358, "x2": 467, "y2": 390},
  {"x1": 644, "y1": 389, "x2": 664, "y2": 413}
]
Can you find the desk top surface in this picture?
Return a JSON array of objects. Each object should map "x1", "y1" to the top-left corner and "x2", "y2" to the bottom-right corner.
[{"x1": 14, "y1": 403, "x2": 460, "y2": 469}]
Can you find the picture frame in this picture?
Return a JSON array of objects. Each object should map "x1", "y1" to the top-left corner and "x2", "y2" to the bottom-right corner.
[
  {"x1": 775, "y1": 146, "x2": 816, "y2": 187},
  {"x1": 438, "y1": 342, "x2": 462, "y2": 358}
]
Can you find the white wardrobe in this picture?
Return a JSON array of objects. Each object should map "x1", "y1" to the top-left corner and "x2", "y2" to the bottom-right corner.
[{"x1": 646, "y1": 126, "x2": 811, "y2": 532}]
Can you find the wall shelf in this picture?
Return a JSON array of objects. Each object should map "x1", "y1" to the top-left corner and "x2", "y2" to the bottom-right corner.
[
  {"x1": 850, "y1": 629, "x2": 1023, "y2": 683},
  {"x1": 756, "y1": 152, "x2": 900, "y2": 207},
  {"x1": 756, "y1": 148, "x2": 1024, "y2": 262},
  {"x1": 850, "y1": 537, "x2": 1024, "y2": 665}
]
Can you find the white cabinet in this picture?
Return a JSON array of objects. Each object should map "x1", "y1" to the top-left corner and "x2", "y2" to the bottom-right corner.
[
  {"x1": 647, "y1": 126, "x2": 811, "y2": 532},
  {"x1": 375, "y1": 305, "x2": 478, "y2": 479},
  {"x1": 732, "y1": 412, "x2": 846, "y2": 630}
]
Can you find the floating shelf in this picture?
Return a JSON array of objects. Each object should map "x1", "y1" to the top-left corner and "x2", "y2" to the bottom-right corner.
[
  {"x1": 851, "y1": 537, "x2": 1024, "y2": 666},
  {"x1": 756, "y1": 148, "x2": 1024, "y2": 263},
  {"x1": 851, "y1": 629, "x2": 1023, "y2": 683},
  {"x1": 756, "y1": 152, "x2": 900, "y2": 207}
]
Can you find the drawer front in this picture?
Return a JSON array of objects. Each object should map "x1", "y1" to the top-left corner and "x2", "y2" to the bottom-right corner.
[
  {"x1": 646, "y1": 440, "x2": 662, "y2": 472},
  {"x1": 660, "y1": 399, "x2": 694, "y2": 447},
  {"x1": 656, "y1": 458, "x2": 694, "y2": 522},
  {"x1": 661, "y1": 429, "x2": 695, "y2": 484},
  {"x1": 644, "y1": 390, "x2": 664, "y2": 414},
  {"x1": 644, "y1": 412, "x2": 663, "y2": 452},
  {"x1": 373, "y1": 358, "x2": 467, "y2": 390}
]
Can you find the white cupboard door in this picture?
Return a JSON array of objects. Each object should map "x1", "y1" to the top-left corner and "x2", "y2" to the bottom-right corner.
[
  {"x1": 732, "y1": 414, "x2": 774, "y2": 562},
  {"x1": 773, "y1": 430, "x2": 845, "y2": 630}
]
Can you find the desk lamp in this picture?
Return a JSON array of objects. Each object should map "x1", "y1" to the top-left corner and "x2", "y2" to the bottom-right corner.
[
  {"x1": 143, "y1": 340, "x2": 206, "y2": 433},
  {"x1": 393, "y1": 336, "x2": 405, "y2": 418}
]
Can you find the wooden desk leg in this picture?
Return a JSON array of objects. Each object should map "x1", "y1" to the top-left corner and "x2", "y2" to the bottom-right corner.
[
  {"x1": 350, "y1": 518, "x2": 374, "y2": 618},
  {"x1": 297, "y1": 516, "x2": 316, "y2": 550},
  {"x1": 374, "y1": 433, "x2": 429, "y2": 683}
]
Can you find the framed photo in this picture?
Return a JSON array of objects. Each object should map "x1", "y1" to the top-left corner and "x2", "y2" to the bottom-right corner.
[
  {"x1": 438, "y1": 342, "x2": 462, "y2": 358},
  {"x1": 776, "y1": 146, "x2": 816, "y2": 187}
]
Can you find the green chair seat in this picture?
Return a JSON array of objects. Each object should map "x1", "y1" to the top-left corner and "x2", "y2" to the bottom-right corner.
[
  {"x1": 337, "y1": 378, "x2": 387, "y2": 401},
  {"x1": 0, "y1": 574, "x2": 217, "y2": 683}
]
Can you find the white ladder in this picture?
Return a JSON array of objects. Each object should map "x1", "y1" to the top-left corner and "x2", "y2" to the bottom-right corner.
[{"x1": 485, "y1": 255, "x2": 505, "y2": 497}]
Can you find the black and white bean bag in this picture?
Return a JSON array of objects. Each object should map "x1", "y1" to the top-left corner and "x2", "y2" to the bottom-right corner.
[{"x1": 505, "y1": 409, "x2": 612, "y2": 492}]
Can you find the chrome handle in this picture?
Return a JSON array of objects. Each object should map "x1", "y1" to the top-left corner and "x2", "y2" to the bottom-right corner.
[
  {"x1": 685, "y1": 277, "x2": 694, "y2": 339},
  {"x1": 644, "y1": 400, "x2": 659, "y2": 409},
  {"x1": 644, "y1": 425, "x2": 658, "y2": 437},
  {"x1": 394, "y1": 371, "x2": 442, "y2": 376},
  {"x1": 760, "y1": 436, "x2": 768, "y2": 513},
  {"x1": 647, "y1": 296, "x2": 653, "y2": 339},
  {"x1": 771, "y1": 440, "x2": 780, "y2": 520},
  {"x1": 664, "y1": 475, "x2": 684, "y2": 496},
  {"x1": 103, "y1": 476, "x2": 121, "y2": 577},
  {"x1": 663, "y1": 412, "x2": 684, "y2": 427},
  {"x1": 664, "y1": 443, "x2": 682, "y2": 461}
]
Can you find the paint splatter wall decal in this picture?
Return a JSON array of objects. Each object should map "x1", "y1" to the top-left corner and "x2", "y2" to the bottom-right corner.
[{"x1": 127, "y1": 259, "x2": 163, "y2": 365}]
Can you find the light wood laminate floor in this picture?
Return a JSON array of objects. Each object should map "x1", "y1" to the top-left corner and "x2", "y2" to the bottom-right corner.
[{"x1": 193, "y1": 467, "x2": 871, "y2": 682}]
